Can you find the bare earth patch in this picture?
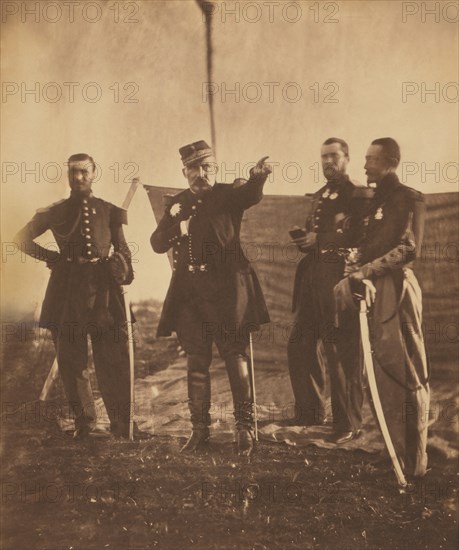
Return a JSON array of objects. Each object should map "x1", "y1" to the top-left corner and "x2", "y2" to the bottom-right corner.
[{"x1": 1, "y1": 300, "x2": 457, "y2": 550}]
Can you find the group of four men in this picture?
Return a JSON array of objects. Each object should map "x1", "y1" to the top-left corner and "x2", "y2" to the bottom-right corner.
[{"x1": 16, "y1": 136, "x2": 429, "y2": 476}]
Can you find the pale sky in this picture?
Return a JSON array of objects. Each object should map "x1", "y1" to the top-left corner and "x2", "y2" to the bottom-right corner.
[{"x1": 2, "y1": 0, "x2": 458, "y2": 313}]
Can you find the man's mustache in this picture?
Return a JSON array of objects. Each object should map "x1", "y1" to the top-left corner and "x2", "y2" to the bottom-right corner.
[{"x1": 192, "y1": 176, "x2": 212, "y2": 188}]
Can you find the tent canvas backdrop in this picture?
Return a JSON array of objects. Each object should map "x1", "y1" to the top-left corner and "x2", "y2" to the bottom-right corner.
[{"x1": 84, "y1": 185, "x2": 454, "y2": 455}]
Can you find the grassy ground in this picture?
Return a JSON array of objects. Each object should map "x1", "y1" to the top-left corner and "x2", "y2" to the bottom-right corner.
[{"x1": 1, "y1": 300, "x2": 457, "y2": 550}]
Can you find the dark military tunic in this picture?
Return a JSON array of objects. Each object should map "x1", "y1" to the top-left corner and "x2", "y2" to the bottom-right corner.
[
  {"x1": 15, "y1": 191, "x2": 134, "y2": 434},
  {"x1": 17, "y1": 192, "x2": 132, "y2": 328},
  {"x1": 151, "y1": 174, "x2": 270, "y2": 354},
  {"x1": 288, "y1": 175, "x2": 364, "y2": 429},
  {"x1": 291, "y1": 177, "x2": 357, "y2": 327}
]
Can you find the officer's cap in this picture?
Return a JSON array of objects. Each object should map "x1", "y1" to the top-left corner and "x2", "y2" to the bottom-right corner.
[{"x1": 179, "y1": 140, "x2": 214, "y2": 167}]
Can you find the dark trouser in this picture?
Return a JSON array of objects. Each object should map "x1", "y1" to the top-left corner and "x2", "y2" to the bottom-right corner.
[
  {"x1": 175, "y1": 277, "x2": 252, "y2": 430},
  {"x1": 287, "y1": 316, "x2": 363, "y2": 431},
  {"x1": 51, "y1": 324, "x2": 131, "y2": 434},
  {"x1": 288, "y1": 258, "x2": 363, "y2": 431},
  {"x1": 287, "y1": 322, "x2": 327, "y2": 424},
  {"x1": 366, "y1": 270, "x2": 429, "y2": 476},
  {"x1": 332, "y1": 316, "x2": 364, "y2": 432}
]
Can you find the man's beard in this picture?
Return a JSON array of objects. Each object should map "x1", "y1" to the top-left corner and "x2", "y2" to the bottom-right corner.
[
  {"x1": 70, "y1": 182, "x2": 92, "y2": 196},
  {"x1": 323, "y1": 166, "x2": 344, "y2": 182}
]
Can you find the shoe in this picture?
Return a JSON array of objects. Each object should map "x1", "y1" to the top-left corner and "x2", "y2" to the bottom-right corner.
[
  {"x1": 236, "y1": 428, "x2": 254, "y2": 457},
  {"x1": 73, "y1": 426, "x2": 109, "y2": 440},
  {"x1": 180, "y1": 428, "x2": 210, "y2": 453},
  {"x1": 329, "y1": 430, "x2": 361, "y2": 445},
  {"x1": 132, "y1": 425, "x2": 151, "y2": 440},
  {"x1": 73, "y1": 425, "x2": 92, "y2": 440}
]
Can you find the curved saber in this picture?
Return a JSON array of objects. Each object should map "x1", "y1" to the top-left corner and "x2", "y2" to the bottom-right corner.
[{"x1": 359, "y1": 300, "x2": 407, "y2": 488}]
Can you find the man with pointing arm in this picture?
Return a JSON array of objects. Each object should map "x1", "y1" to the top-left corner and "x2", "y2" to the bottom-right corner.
[{"x1": 151, "y1": 141, "x2": 271, "y2": 456}]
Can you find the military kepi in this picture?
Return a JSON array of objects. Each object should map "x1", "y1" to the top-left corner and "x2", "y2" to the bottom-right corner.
[{"x1": 179, "y1": 140, "x2": 213, "y2": 167}]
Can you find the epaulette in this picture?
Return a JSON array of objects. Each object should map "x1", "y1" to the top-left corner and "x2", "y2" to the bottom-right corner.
[
  {"x1": 305, "y1": 185, "x2": 327, "y2": 199},
  {"x1": 36, "y1": 199, "x2": 66, "y2": 214},
  {"x1": 163, "y1": 189, "x2": 187, "y2": 207},
  {"x1": 402, "y1": 185, "x2": 425, "y2": 202},
  {"x1": 111, "y1": 204, "x2": 128, "y2": 225}
]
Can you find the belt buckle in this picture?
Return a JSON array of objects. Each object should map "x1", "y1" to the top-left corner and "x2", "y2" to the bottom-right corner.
[{"x1": 188, "y1": 264, "x2": 207, "y2": 273}]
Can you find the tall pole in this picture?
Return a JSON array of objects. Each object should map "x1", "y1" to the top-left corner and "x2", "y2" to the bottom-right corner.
[{"x1": 196, "y1": 0, "x2": 217, "y2": 154}]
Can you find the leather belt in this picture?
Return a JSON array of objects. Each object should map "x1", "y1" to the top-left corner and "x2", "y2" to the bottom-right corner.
[
  {"x1": 320, "y1": 247, "x2": 350, "y2": 256},
  {"x1": 66, "y1": 257, "x2": 106, "y2": 264}
]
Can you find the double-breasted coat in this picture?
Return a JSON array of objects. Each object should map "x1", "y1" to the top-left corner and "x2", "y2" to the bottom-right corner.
[
  {"x1": 151, "y1": 174, "x2": 270, "y2": 338},
  {"x1": 16, "y1": 192, "x2": 133, "y2": 329}
]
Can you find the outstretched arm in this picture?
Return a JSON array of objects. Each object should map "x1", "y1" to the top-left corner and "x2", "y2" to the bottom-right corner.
[{"x1": 226, "y1": 156, "x2": 272, "y2": 210}]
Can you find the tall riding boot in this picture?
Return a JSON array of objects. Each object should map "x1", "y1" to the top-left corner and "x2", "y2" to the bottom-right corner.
[
  {"x1": 225, "y1": 354, "x2": 254, "y2": 457},
  {"x1": 181, "y1": 354, "x2": 212, "y2": 453}
]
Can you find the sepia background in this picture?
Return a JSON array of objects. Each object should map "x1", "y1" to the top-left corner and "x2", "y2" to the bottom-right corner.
[
  {"x1": 1, "y1": 3, "x2": 458, "y2": 548},
  {"x1": 2, "y1": 0, "x2": 458, "y2": 314}
]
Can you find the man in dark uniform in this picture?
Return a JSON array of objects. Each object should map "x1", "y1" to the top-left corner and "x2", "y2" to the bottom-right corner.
[
  {"x1": 15, "y1": 153, "x2": 134, "y2": 439},
  {"x1": 151, "y1": 140, "x2": 271, "y2": 456},
  {"x1": 334, "y1": 138, "x2": 429, "y2": 476},
  {"x1": 288, "y1": 137, "x2": 364, "y2": 444}
]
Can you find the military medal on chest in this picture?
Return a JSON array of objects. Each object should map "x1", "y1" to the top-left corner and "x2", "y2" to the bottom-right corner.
[
  {"x1": 169, "y1": 203, "x2": 181, "y2": 217},
  {"x1": 322, "y1": 189, "x2": 338, "y2": 200},
  {"x1": 374, "y1": 207, "x2": 384, "y2": 220}
]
